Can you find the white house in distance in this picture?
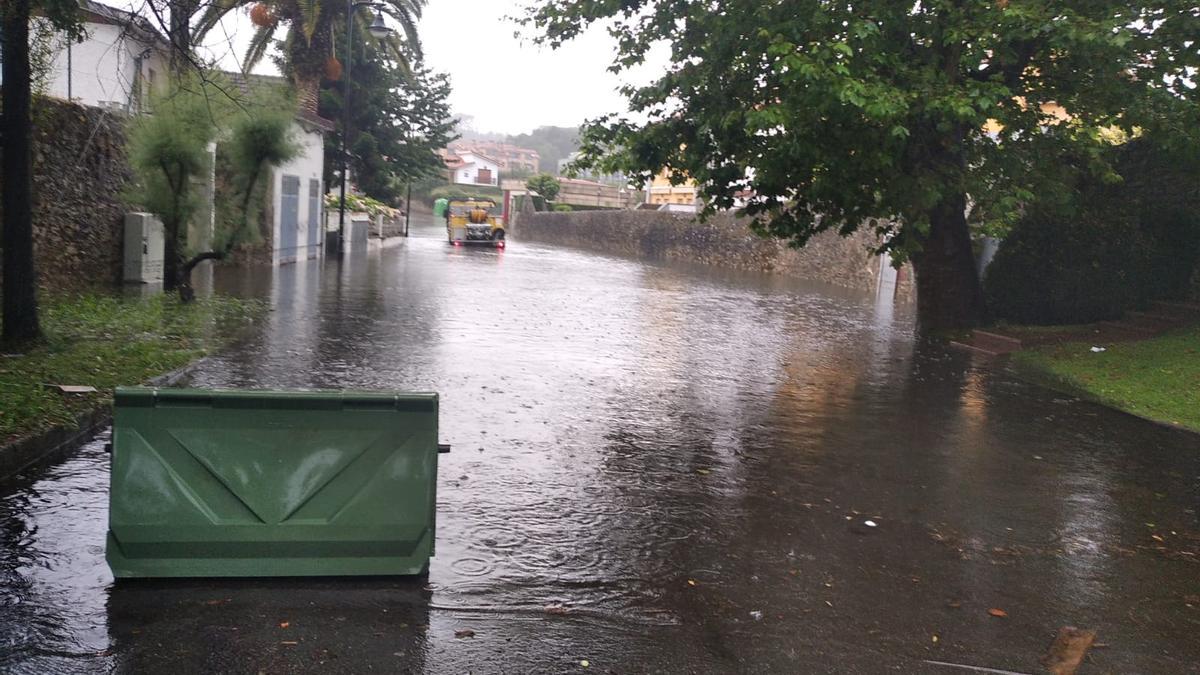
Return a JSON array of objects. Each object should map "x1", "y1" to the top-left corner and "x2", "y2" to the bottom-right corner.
[
  {"x1": 40, "y1": 0, "x2": 170, "y2": 112},
  {"x1": 445, "y1": 151, "x2": 500, "y2": 187},
  {"x1": 227, "y1": 73, "x2": 332, "y2": 266}
]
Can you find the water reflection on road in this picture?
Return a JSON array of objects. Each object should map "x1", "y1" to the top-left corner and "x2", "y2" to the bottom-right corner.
[{"x1": 1, "y1": 216, "x2": 1198, "y2": 673}]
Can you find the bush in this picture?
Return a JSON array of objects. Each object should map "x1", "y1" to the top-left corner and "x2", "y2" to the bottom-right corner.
[
  {"x1": 428, "y1": 184, "x2": 503, "y2": 204},
  {"x1": 552, "y1": 203, "x2": 573, "y2": 212},
  {"x1": 526, "y1": 173, "x2": 561, "y2": 202},
  {"x1": 985, "y1": 139, "x2": 1200, "y2": 325},
  {"x1": 985, "y1": 207, "x2": 1155, "y2": 324},
  {"x1": 324, "y1": 193, "x2": 400, "y2": 218}
]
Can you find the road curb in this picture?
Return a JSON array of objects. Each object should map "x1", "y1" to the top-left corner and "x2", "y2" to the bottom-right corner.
[{"x1": 0, "y1": 357, "x2": 208, "y2": 481}]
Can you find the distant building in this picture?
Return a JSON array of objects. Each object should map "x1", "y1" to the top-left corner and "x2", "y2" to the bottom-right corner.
[
  {"x1": 448, "y1": 141, "x2": 540, "y2": 174},
  {"x1": 35, "y1": 0, "x2": 171, "y2": 112},
  {"x1": 446, "y1": 151, "x2": 500, "y2": 187},
  {"x1": 557, "y1": 151, "x2": 627, "y2": 185},
  {"x1": 646, "y1": 169, "x2": 700, "y2": 206}
]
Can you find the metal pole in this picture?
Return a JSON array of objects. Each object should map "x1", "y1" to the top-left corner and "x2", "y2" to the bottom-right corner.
[
  {"x1": 337, "y1": 0, "x2": 353, "y2": 254},
  {"x1": 404, "y1": 182, "x2": 411, "y2": 236},
  {"x1": 66, "y1": 40, "x2": 72, "y2": 100}
]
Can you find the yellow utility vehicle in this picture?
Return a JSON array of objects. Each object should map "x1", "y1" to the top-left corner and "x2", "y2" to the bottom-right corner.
[{"x1": 445, "y1": 198, "x2": 506, "y2": 248}]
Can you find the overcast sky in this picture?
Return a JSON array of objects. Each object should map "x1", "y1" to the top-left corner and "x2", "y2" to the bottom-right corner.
[{"x1": 197, "y1": 0, "x2": 659, "y2": 136}]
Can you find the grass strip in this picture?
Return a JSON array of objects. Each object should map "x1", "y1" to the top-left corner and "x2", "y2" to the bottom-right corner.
[
  {"x1": 1013, "y1": 325, "x2": 1200, "y2": 432},
  {"x1": 1, "y1": 293, "x2": 264, "y2": 444}
]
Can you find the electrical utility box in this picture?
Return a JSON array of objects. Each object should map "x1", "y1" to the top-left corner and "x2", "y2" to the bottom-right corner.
[{"x1": 123, "y1": 212, "x2": 165, "y2": 283}]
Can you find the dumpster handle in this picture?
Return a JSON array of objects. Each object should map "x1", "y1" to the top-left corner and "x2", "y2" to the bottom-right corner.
[{"x1": 438, "y1": 444, "x2": 451, "y2": 454}]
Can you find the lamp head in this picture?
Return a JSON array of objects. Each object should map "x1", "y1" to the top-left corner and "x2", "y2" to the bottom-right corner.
[{"x1": 368, "y1": 10, "x2": 391, "y2": 38}]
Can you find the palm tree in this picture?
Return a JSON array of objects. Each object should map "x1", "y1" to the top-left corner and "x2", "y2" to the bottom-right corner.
[{"x1": 195, "y1": 0, "x2": 424, "y2": 110}]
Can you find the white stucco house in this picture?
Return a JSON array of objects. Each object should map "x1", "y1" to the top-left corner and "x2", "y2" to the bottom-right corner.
[
  {"x1": 228, "y1": 73, "x2": 332, "y2": 266},
  {"x1": 447, "y1": 151, "x2": 500, "y2": 187},
  {"x1": 39, "y1": 0, "x2": 171, "y2": 112}
]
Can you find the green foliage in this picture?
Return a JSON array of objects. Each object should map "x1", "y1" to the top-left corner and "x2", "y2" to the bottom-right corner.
[
  {"x1": 195, "y1": 0, "x2": 425, "y2": 84},
  {"x1": 324, "y1": 193, "x2": 400, "y2": 218},
  {"x1": 0, "y1": 293, "x2": 265, "y2": 442},
  {"x1": 29, "y1": 18, "x2": 65, "y2": 95},
  {"x1": 125, "y1": 81, "x2": 223, "y2": 253},
  {"x1": 985, "y1": 139, "x2": 1200, "y2": 325},
  {"x1": 525, "y1": 173, "x2": 561, "y2": 202},
  {"x1": 215, "y1": 102, "x2": 301, "y2": 251},
  {"x1": 428, "y1": 184, "x2": 503, "y2": 203},
  {"x1": 525, "y1": 0, "x2": 1200, "y2": 326},
  {"x1": 1015, "y1": 325, "x2": 1200, "y2": 432},
  {"x1": 319, "y1": 30, "x2": 457, "y2": 204},
  {"x1": 552, "y1": 204, "x2": 573, "y2": 212},
  {"x1": 130, "y1": 75, "x2": 298, "y2": 279}
]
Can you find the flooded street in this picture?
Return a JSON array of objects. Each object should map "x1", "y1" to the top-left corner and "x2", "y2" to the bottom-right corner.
[{"x1": 3, "y1": 216, "x2": 1199, "y2": 673}]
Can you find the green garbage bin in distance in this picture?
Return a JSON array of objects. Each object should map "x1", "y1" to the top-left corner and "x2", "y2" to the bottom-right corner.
[
  {"x1": 433, "y1": 197, "x2": 448, "y2": 218},
  {"x1": 106, "y1": 387, "x2": 442, "y2": 578}
]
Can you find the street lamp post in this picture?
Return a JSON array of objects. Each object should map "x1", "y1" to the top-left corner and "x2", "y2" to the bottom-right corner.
[{"x1": 337, "y1": 1, "x2": 392, "y2": 253}]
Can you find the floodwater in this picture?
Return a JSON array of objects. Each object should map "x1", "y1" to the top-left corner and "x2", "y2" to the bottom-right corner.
[{"x1": 2, "y1": 216, "x2": 1199, "y2": 673}]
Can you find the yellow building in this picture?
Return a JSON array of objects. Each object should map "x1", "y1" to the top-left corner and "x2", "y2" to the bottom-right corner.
[{"x1": 646, "y1": 169, "x2": 699, "y2": 206}]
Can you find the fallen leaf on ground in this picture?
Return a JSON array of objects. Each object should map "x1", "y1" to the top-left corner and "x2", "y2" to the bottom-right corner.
[
  {"x1": 987, "y1": 608, "x2": 1008, "y2": 618},
  {"x1": 279, "y1": 621, "x2": 290, "y2": 628},
  {"x1": 280, "y1": 641, "x2": 298, "y2": 646},
  {"x1": 544, "y1": 604, "x2": 569, "y2": 615},
  {"x1": 696, "y1": 469, "x2": 710, "y2": 475},
  {"x1": 946, "y1": 600, "x2": 961, "y2": 609},
  {"x1": 1041, "y1": 626, "x2": 1096, "y2": 675},
  {"x1": 687, "y1": 579, "x2": 696, "y2": 586},
  {"x1": 454, "y1": 629, "x2": 476, "y2": 638}
]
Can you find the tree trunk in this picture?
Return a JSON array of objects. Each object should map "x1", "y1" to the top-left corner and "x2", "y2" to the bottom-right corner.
[
  {"x1": 167, "y1": 0, "x2": 198, "y2": 75},
  {"x1": 2, "y1": 0, "x2": 42, "y2": 344},
  {"x1": 910, "y1": 192, "x2": 987, "y2": 333},
  {"x1": 294, "y1": 76, "x2": 322, "y2": 117},
  {"x1": 163, "y1": 218, "x2": 181, "y2": 292}
]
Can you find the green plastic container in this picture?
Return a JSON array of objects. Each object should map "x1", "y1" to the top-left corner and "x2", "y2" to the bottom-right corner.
[
  {"x1": 106, "y1": 387, "x2": 442, "y2": 578},
  {"x1": 433, "y1": 197, "x2": 448, "y2": 218}
]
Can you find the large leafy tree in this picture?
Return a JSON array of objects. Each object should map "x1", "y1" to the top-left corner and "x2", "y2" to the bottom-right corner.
[
  {"x1": 318, "y1": 25, "x2": 456, "y2": 203},
  {"x1": 2, "y1": 0, "x2": 80, "y2": 344},
  {"x1": 525, "y1": 1, "x2": 1200, "y2": 331},
  {"x1": 196, "y1": 0, "x2": 424, "y2": 103}
]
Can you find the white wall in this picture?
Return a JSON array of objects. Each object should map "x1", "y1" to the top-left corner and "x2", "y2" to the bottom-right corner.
[
  {"x1": 43, "y1": 22, "x2": 167, "y2": 110},
  {"x1": 270, "y1": 125, "x2": 326, "y2": 265},
  {"x1": 452, "y1": 152, "x2": 499, "y2": 186}
]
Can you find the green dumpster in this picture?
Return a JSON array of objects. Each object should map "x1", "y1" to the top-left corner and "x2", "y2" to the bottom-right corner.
[{"x1": 106, "y1": 387, "x2": 442, "y2": 578}]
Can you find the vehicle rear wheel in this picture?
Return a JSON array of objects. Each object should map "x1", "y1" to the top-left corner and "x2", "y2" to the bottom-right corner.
[{"x1": 492, "y1": 229, "x2": 506, "y2": 241}]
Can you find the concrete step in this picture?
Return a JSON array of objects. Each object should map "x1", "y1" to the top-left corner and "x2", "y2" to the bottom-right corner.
[
  {"x1": 949, "y1": 340, "x2": 1002, "y2": 357},
  {"x1": 972, "y1": 330, "x2": 1023, "y2": 353}
]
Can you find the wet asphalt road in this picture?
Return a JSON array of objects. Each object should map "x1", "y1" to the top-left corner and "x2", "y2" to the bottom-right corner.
[{"x1": 2, "y1": 216, "x2": 1199, "y2": 674}]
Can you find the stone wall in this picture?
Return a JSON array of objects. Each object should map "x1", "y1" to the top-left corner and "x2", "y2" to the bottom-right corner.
[
  {"x1": 515, "y1": 210, "x2": 913, "y2": 298},
  {"x1": 0, "y1": 98, "x2": 133, "y2": 291}
]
